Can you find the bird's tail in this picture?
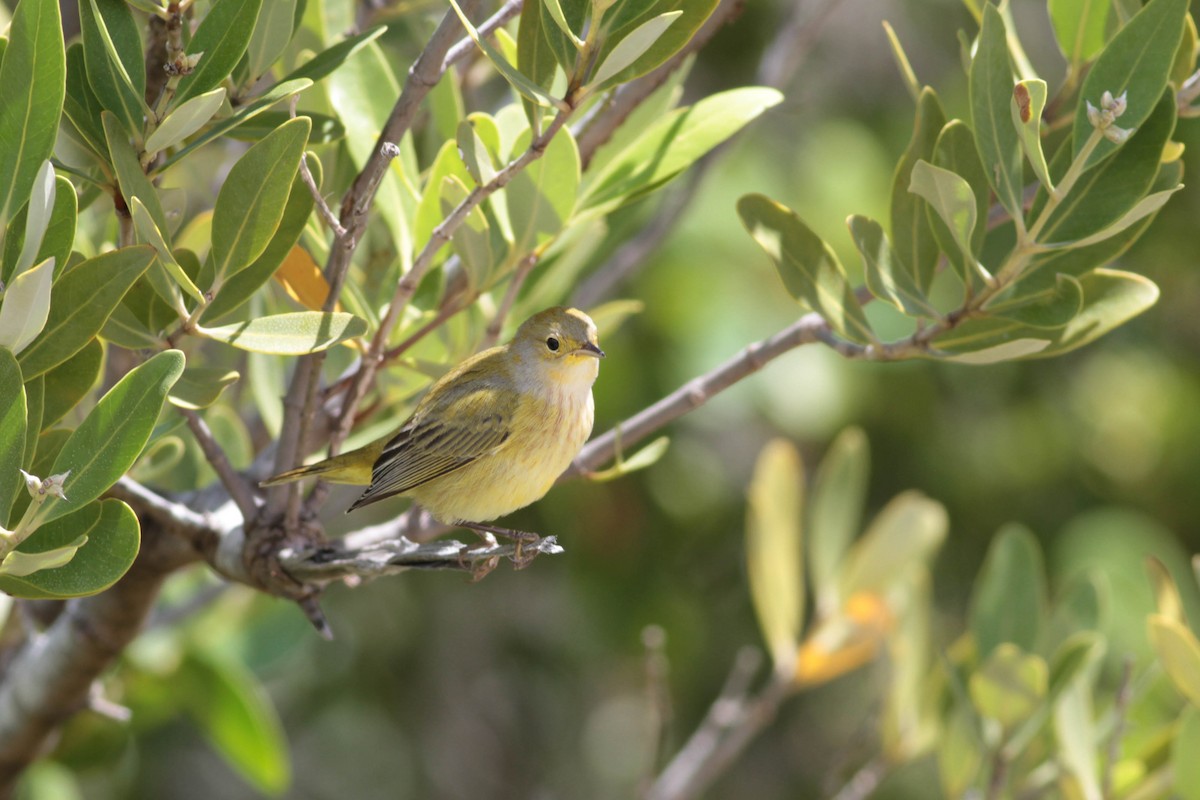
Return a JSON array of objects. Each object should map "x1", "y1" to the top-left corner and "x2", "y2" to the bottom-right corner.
[{"x1": 259, "y1": 447, "x2": 376, "y2": 487}]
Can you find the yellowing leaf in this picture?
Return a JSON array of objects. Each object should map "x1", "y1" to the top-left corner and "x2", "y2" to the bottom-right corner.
[
  {"x1": 273, "y1": 245, "x2": 337, "y2": 312},
  {"x1": 794, "y1": 592, "x2": 892, "y2": 688}
]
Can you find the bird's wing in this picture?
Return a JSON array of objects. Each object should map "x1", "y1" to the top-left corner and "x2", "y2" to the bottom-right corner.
[{"x1": 348, "y1": 376, "x2": 515, "y2": 510}]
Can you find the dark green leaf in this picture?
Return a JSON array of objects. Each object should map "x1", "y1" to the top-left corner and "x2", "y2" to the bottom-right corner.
[
  {"x1": 849, "y1": 215, "x2": 937, "y2": 317},
  {"x1": 440, "y1": 175, "x2": 499, "y2": 288},
  {"x1": 79, "y1": 0, "x2": 146, "y2": 136},
  {"x1": 63, "y1": 43, "x2": 108, "y2": 159},
  {"x1": 890, "y1": 88, "x2": 945, "y2": 293},
  {"x1": 969, "y1": 524, "x2": 1048, "y2": 657},
  {"x1": 155, "y1": 79, "x2": 313, "y2": 173},
  {"x1": 970, "y1": 5, "x2": 1023, "y2": 220},
  {"x1": 1033, "y1": 268, "x2": 1159, "y2": 357},
  {"x1": 21, "y1": 377, "x2": 42, "y2": 471},
  {"x1": 203, "y1": 158, "x2": 319, "y2": 323},
  {"x1": 225, "y1": 111, "x2": 343, "y2": 145},
  {"x1": 516, "y1": 0, "x2": 561, "y2": 127},
  {"x1": 244, "y1": 0, "x2": 298, "y2": 83},
  {"x1": 1073, "y1": 0, "x2": 1187, "y2": 169},
  {"x1": 39, "y1": 339, "x2": 102, "y2": 430},
  {"x1": 168, "y1": 367, "x2": 239, "y2": 410},
  {"x1": 18, "y1": 246, "x2": 156, "y2": 379},
  {"x1": 211, "y1": 116, "x2": 310, "y2": 281},
  {"x1": 0, "y1": 499, "x2": 139, "y2": 598},
  {"x1": 38, "y1": 350, "x2": 184, "y2": 525},
  {"x1": 197, "y1": 312, "x2": 366, "y2": 354},
  {"x1": 276, "y1": 25, "x2": 386, "y2": 86},
  {"x1": 0, "y1": 0, "x2": 65, "y2": 222},
  {"x1": 0, "y1": 348, "x2": 26, "y2": 527},
  {"x1": 989, "y1": 273, "x2": 1085, "y2": 329},
  {"x1": 103, "y1": 111, "x2": 169, "y2": 238},
  {"x1": 738, "y1": 194, "x2": 873, "y2": 343},
  {"x1": 175, "y1": 0, "x2": 265, "y2": 106}
]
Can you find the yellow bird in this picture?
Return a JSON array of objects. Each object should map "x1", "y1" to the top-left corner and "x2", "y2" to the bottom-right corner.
[{"x1": 262, "y1": 307, "x2": 604, "y2": 550}]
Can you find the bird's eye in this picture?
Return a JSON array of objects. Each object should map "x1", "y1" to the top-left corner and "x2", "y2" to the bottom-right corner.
[{"x1": 546, "y1": 336, "x2": 560, "y2": 351}]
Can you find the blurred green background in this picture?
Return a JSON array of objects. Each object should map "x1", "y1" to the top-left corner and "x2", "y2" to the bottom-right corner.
[{"x1": 26, "y1": 0, "x2": 1200, "y2": 797}]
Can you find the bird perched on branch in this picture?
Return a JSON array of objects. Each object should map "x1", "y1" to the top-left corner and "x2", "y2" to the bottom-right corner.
[{"x1": 262, "y1": 307, "x2": 604, "y2": 563}]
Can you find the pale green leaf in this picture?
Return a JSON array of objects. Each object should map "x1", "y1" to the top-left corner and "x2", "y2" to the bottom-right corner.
[
  {"x1": 277, "y1": 26, "x2": 386, "y2": 86},
  {"x1": 457, "y1": 118, "x2": 498, "y2": 185},
  {"x1": 447, "y1": 0, "x2": 563, "y2": 109},
  {"x1": 15, "y1": 161, "x2": 56, "y2": 276},
  {"x1": 168, "y1": 368, "x2": 240, "y2": 410},
  {"x1": 1049, "y1": 0, "x2": 1111, "y2": 66},
  {"x1": 1012, "y1": 79, "x2": 1053, "y2": 192},
  {"x1": 0, "y1": 536, "x2": 86, "y2": 577},
  {"x1": 1173, "y1": 707, "x2": 1200, "y2": 799},
  {"x1": 244, "y1": 0, "x2": 298, "y2": 83},
  {"x1": 989, "y1": 273, "x2": 1085, "y2": 329},
  {"x1": 1060, "y1": 187, "x2": 1181, "y2": 249},
  {"x1": 808, "y1": 427, "x2": 869, "y2": 614},
  {"x1": 175, "y1": 0, "x2": 265, "y2": 106},
  {"x1": 849, "y1": 215, "x2": 937, "y2": 317},
  {"x1": 197, "y1": 312, "x2": 366, "y2": 354},
  {"x1": 587, "y1": 436, "x2": 668, "y2": 482},
  {"x1": 909, "y1": 159, "x2": 980, "y2": 275},
  {"x1": 103, "y1": 111, "x2": 169, "y2": 238},
  {"x1": 0, "y1": 258, "x2": 55, "y2": 354},
  {"x1": 839, "y1": 491, "x2": 947, "y2": 598},
  {"x1": 746, "y1": 439, "x2": 804, "y2": 669},
  {"x1": 507, "y1": 126, "x2": 580, "y2": 253},
  {"x1": 969, "y1": 524, "x2": 1048, "y2": 658},
  {"x1": 145, "y1": 88, "x2": 228, "y2": 154},
  {"x1": 131, "y1": 198, "x2": 205, "y2": 306},
  {"x1": 969, "y1": 643, "x2": 1047, "y2": 731},
  {"x1": 1148, "y1": 614, "x2": 1200, "y2": 707},
  {"x1": 591, "y1": 12, "x2": 682, "y2": 87}
]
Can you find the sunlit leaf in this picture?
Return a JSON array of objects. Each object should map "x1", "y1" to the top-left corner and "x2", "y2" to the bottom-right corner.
[
  {"x1": 0, "y1": 258, "x2": 55, "y2": 355},
  {"x1": 507, "y1": 126, "x2": 580, "y2": 253},
  {"x1": 145, "y1": 88, "x2": 227, "y2": 154},
  {"x1": 14, "y1": 161, "x2": 56, "y2": 277},
  {"x1": 1148, "y1": 614, "x2": 1200, "y2": 707},
  {"x1": 932, "y1": 120, "x2": 989, "y2": 281},
  {"x1": 1073, "y1": 0, "x2": 1187, "y2": 169},
  {"x1": 197, "y1": 312, "x2": 366, "y2": 354},
  {"x1": 808, "y1": 427, "x2": 869, "y2": 614},
  {"x1": 592, "y1": 0, "x2": 718, "y2": 89},
  {"x1": 168, "y1": 367, "x2": 240, "y2": 410},
  {"x1": 969, "y1": 643, "x2": 1047, "y2": 731},
  {"x1": 277, "y1": 26, "x2": 386, "y2": 86},
  {"x1": 1053, "y1": 649, "x2": 1102, "y2": 798},
  {"x1": 587, "y1": 436, "x2": 669, "y2": 482},
  {"x1": 1049, "y1": 0, "x2": 1111, "y2": 66},
  {"x1": 244, "y1": 0, "x2": 297, "y2": 83},
  {"x1": 738, "y1": 194, "x2": 874, "y2": 343},
  {"x1": 1147, "y1": 556, "x2": 1186, "y2": 624},
  {"x1": 840, "y1": 491, "x2": 947, "y2": 598},
  {"x1": 174, "y1": 0, "x2": 264, "y2": 106},
  {"x1": 273, "y1": 246, "x2": 333, "y2": 311},
  {"x1": 591, "y1": 11, "x2": 682, "y2": 88},
  {"x1": 849, "y1": 215, "x2": 936, "y2": 317},
  {"x1": 746, "y1": 439, "x2": 804, "y2": 670}
]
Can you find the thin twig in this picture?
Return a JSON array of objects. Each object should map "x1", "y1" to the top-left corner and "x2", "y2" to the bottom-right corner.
[
  {"x1": 641, "y1": 625, "x2": 674, "y2": 791},
  {"x1": 482, "y1": 252, "x2": 540, "y2": 347},
  {"x1": 829, "y1": 757, "x2": 890, "y2": 800},
  {"x1": 289, "y1": 96, "x2": 345, "y2": 237},
  {"x1": 178, "y1": 408, "x2": 259, "y2": 520}
]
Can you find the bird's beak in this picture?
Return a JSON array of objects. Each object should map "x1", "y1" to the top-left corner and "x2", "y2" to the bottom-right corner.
[{"x1": 576, "y1": 342, "x2": 606, "y2": 358}]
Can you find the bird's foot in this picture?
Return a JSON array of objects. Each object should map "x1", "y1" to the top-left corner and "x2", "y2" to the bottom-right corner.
[
  {"x1": 459, "y1": 522, "x2": 544, "y2": 569},
  {"x1": 457, "y1": 530, "x2": 501, "y2": 581}
]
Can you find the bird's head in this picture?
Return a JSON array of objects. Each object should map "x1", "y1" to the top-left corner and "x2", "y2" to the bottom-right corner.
[{"x1": 511, "y1": 307, "x2": 604, "y2": 389}]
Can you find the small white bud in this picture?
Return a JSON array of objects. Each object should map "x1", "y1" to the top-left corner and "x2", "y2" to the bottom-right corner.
[
  {"x1": 1086, "y1": 101, "x2": 1102, "y2": 129},
  {"x1": 1104, "y1": 125, "x2": 1134, "y2": 144},
  {"x1": 1109, "y1": 91, "x2": 1128, "y2": 117},
  {"x1": 45, "y1": 471, "x2": 70, "y2": 502},
  {"x1": 18, "y1": 470, "x2": 40, "y2": 499}
]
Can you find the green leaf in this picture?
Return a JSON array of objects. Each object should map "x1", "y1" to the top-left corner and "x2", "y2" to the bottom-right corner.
[
  {"x1": 244, "y1": 0, "x2": 297, "y2": 83},
  {"x1": 457, "y1": 118, "x2": 498, "y2": 185},
  {"x1": 839, "y1": 491, "x2": 947, "y2": 598},
  {"x1": 175, "y1": 0, "x2": 265, "y2": 106},
  {"x1": 1033, "y1": 268, "x2": 1158, "y2": 357},
  {"x1": 0, "y1": 499, "x2": 139, "y2": 598},
  {"x1": 586, "y1": 436, "x2": 669, "y2": 482},
  {"x1": 79, "y1": 0, "x2": 147, "y2": 136},
  {"x1": 592, "y1": 0, "x2": 718, "y2": 90},
  {"x1": 1011, "y1": 79, "x2": 1053, "y2": 192},
  {"x1": 0, "y1": 0, "x2": 65, "y2": 222},
  {"x1": 938, "y1": 703, "x2": 984, "y2": 797},
  {"x1": 0, "y1": 348, "x2": 26, "y2": 527},
  {"x1": 37, "y1": 351, "x2": 184, "y2": 525},
  {"x1": 1049, "y1": 0, "x2": 1111, "y2": 66},
  {"x1": 39, "y1": 339, "x2": 102, "y2": 431},
  {"x1": 276, "y1": 25, "x2": 386, "y2": 86},
  {"x1": 18, "y1": 246, "x2": 155, "y2": 379},
  {"x1": 0, "y1": 536, "x2": 87, "y2": 577},
  {"x1": 746, "y1": 439, "x2": 804, "y2": 669},
  {"x1": 1148, "y1": 614, "x2": 1200, "y2": 707},
  {"x1": 969, "y1": 524, "x2": 1048, "y2": 658},
  {"x1": 1053, "y1": 641, "x2": 1102, "y2": 798},
  {"x1": 0, "y1": 257, "x2": 55, "y2": 355},
  {"x1": 1037, "y1": 91, "x2": 1176, "y2": 246},
  {"x1": 931, "y1": 121, "x2": 989, "y2": 282},
  {"x1": 1073, "y1": 0, "x2": 1187, "y2": 170},
  {"x1": 1059, "y1": 187, "x2": 1181, "y2": 249},
  {"x1": 737, "y1": 194, "x2": 874, "y2": 343},
  {"x1": 543, "y1": 0, "x2": 584, "y2": 48},
  {"x1": 325, "y1": 42, "x2": 413, "y2": 264},
  {"x1": 989, "y1": 273, "x2": 1085, "y2": 329},
  {"x1": 808, "y1": 427, "x2": 869, "y2": 615},
  {"x1": 22, "y1": 377, "x2": 43, "y2": 471},
  {"x1": 131, "y1": 197, "x2": 204, "y2": 307},
  {"x1": 155, "y1": 79, "x2": 313, "y2": 173},
  {"x1": 849, "y1": 215, "x2": 937, "y2": 317},
  {"x1": 63, "y1": 43, "x2": 108, "y2": 160},
  {"x1": 909, "y1": 159, "x2": 981, "y2": 280},
  {"x1": 181, "y1": 653, "x2": 290, "y2": 795},
  {"x1": 211, "y1": 116, "x2": 309, "y2": 281},
  {"x1": 890, "y1": 88, "x2": 945, "y2": 293},
  {"x1": 446, "y1": 0, "x2": 563, "y2": 109},
  {"x1": 203, "y1": 158, "x2": 319, "y2": 323},
  {"x1": 1147, "y1": 555, "x2": 1186, "y2": 623},
  {"x1": 1047, "y1": 631, "x2": 1105, "y2": 701},
  {"x1": 225, "y1": 111, "x2": 344, "y2": 145},
  {"x1": 969, "y1": 643, "x2": 1047, "y2": 731},
  {"x1": 970, "y1": 5, "x2": 1023, "y2": 221},
  {"x1": 440, "y1": 176, "x2": 499, "y2": 289},
  {"x1": 516, "y1": 0, "x2": 562, "y2": 128},
  {"x1": 103, "y1": 111, "x2": 169, "y2": 238},
  {"x1": 1173, "y1": 707, "x2": 1200, "y2": 799},
  {"x1": 582, "y1": 87, "x2": 783, "y2": 215},
  {"x1": 591, "y1": 11, "x2": 682, "y2": 88},
  {"x1": 144, "y1": 88, "x2": 227, "y2": 154},
  {"x1": 414, "y1": 141, "x2": 472, "y2": 269},
  {"x1": 197, "y1": 312, "x2": 366, "y2": 354},
  {"x1": 507, "y1": 126, "x2": 580, "y2": 253},
  {"x1": 168, "y1": 367, "x2": 239, "y2": 410}
]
